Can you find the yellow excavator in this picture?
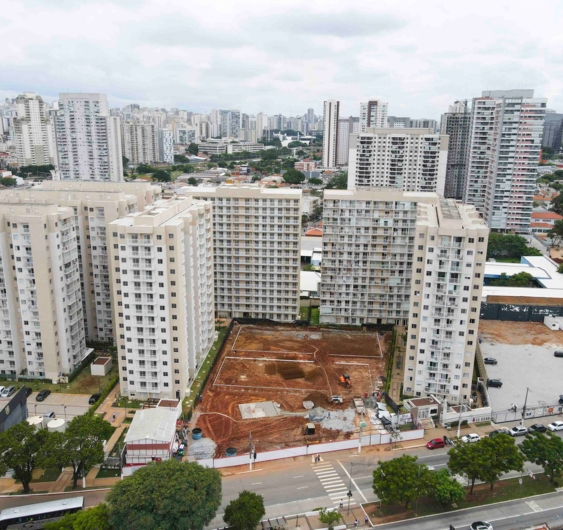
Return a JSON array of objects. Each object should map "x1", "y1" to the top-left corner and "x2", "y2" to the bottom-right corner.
[{"x1": 339, "y1": 374, "x2": 351, "y2": 388}]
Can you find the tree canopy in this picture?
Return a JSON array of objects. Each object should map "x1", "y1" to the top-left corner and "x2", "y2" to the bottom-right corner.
[
  {"x1": 0, "y1": 177, "x2": 17, "y2": 187},
  {"x1": 45, "y1": 503, "x2": 112, "y2": 530},
  {"x1": 489, "y1": 271, "x2": 535, "y2": 287},
  {"x1": 548, "y1": 220, "x2": 563, "y2": 247},
  {"x1": 308, "y1": 177, "x2": 323, "y2": 185},
  {"x1": 448, "y1": 440, "x2": 488, "y2": 494},
  {"x1": 107, "y1": 460, "x2": 222, "y2": 530},
  {"x1": 17, "y1": 164, "x2": 55, "y2": 175},
  {"x1": 187, "y1": 143, "x2": 199, "y2": 155},
  {"x1": 151, "y1": 170, "x2": 171, "y2": 182},
  {"x1": 486, "y1": 233, "x2": 541, "y2": 259},
  {"x1": 174, "y1": 154, "x2": 190, "y2": 163},
  {"x1": 0, "y1": 422, "x2": 49, "y2": 493},
  {"x1": 260, "y1": 149, "x2": 279, "y2": 161},
  {"x1": 223, "y1": 490, "x2": 265, "y2": 530},
  {"x1": 372, "y1": 455, "x2": 433, "y2": 509},
  {"x1": 479, "y1": 435, "x2": 523, "y2": 491},
  {"x1": 521, "y1": 431, "x2": 563, "y2": 483},
  {"x1": 282, "y1": 169, "x2": 306, "y2": 184},
  {"x1": 187, "y1": 177, "x2": 198, "y2": 186},
  {"x1": 317, "y1": 508, "x2": 341, "y2": 530},
  {"x1": 325, "y1": 173, "x2": 347, "y2": 189},
  {"x1": 432, "y1": 468, "x2": 466, "y2": 506},
  {"x1": 550, "y1": 194, "x2": 563, "y2": 216}
]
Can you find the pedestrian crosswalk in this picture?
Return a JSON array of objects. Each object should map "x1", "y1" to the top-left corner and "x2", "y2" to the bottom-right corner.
[{"x1": 312, "y1": 460, "x2": 356, "y2": 507}]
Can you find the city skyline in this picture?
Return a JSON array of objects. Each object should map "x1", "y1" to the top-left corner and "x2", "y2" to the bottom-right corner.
[{"x1": 2, "y1": 0, "x2": 563, "y2": 118}]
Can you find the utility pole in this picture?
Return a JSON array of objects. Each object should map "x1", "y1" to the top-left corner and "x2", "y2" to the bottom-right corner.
[
  {"x1": 347, "y1": 462, "x2": 353, "y2": 515},
  {"x1": 456, "y1": 405, "x2": 465, "y2": 439},
  {"x1": 249, "y1": 431, "x2": 253, "y2": 471},
  {"x1": 521, "y1": 387, "x2": 532, "y2": 427}
]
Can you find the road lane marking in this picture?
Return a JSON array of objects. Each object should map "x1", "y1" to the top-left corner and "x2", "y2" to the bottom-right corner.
[
  {"x1": 293, "y1": 475, "x2": 303, "y2": 478},
  {"x1": 251, "y1": 482, "x2": 262, "y2": 485},
  {"x1": 316, "y1": 472, "x2": 338, "y2": 477},
  {"x1": 337, "y1": 460, "x2": 368, "y2": 503},
  {"x1": 297, "y1": 486, "x2": 308, "y2": 490},
  {"x1": 320, "y1": 478, "x2": 343, "y2": 484}
]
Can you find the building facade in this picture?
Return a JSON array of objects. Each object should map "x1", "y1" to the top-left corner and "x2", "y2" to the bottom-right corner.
[
  {"x1": 121, "y1": 123, "x2": 159, "y2": 165},
  {"x1": 158, "y1": 129, "x2": 174, "y2": 164},
  {"x1": 220, "y1": 110, "x2": 241, "y2": 139},
  {"x1": 109, "y1": 197, "x2": 215, "y2": 400},
  {"x1": 440, "y1": 100, "x2": 471, "y2": 200},
  {"x1": 542, "y1": 112, "x2": 563, "y2": 150},
  {"x1": 464, "y1": 90, "x2": 546, "y2": 233},
  {"x1": 403, "y1": 199, "x2": 488, "y2": 404},
  {"x1": 181, "y1": 185, "x2": 302, "y2": 322},
  {"x1": 0, "y1": 201, "x2": 91, "y2": 379},
  {"x1": 322, "y1": 100, "x2": 340, "y2": 169},
  {"x1": 359, "y1": 99, "x2": 388, "y2": 132},
  {"x1": 347, "y1": 128, "x2": 448, "y2": 194},
  {"x1": 54, "y1": 94, "x2": 124, "y2": 182},
  {"x1": 336, "y1": 117, "x2": 359, "y2": 166},
  {"x1": 0, "y1": 182, "x2": 161, "y2": 343},
  {"x1": 13, "y1": 93, "x2": 57, "y2": 167}
]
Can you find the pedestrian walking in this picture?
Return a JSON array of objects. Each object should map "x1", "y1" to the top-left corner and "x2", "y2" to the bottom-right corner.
[
  {"x1": 354, "y1": 519, "x2": 358, "y2": 528},
  {"x1": 365, "y1": 515, "x2": 369, "y2": 525},
  {"x1": 339, "y1": 499, "x2": 343, "y2": 509},
  {"x1": 112, "y1": 413, "x2": 116, "y2": 421},
  {"x1": 327, "y1": 411, "x2": 331, "y2": 419}
]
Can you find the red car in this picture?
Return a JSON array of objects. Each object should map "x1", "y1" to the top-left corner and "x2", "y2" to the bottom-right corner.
[{"x1": 426, "y1": 438, "x2": 445, "y2": 450}]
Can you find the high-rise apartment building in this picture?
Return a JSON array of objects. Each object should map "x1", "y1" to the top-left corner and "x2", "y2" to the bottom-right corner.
[
  {"x1": 464, "y1": 90, "x2": 546, "y2": 233},
  {"x1": 403, "y1": 199, "x2": 488, "y2": 404},
  {"x1": 54, "y1": 93, "x2": 124, "y2": 182},
  {"x1": 180, "y1": 185, "x2": 302, "y2": 322},
  {"x1": 13, "y1": 93, "x2": 57, "y2": 167},
  {"x1": 0, "y1": 201, "x2": 91, "y2": 379},
  {"x1": 322, "y1": 100, "x2": 340, "y2": 168},
  {"x1": 307, "y1": 108, "x2": 315, "y2": 124},
  {"x1": 388, "y1": 117, "x2": 438, "y2": 131},
  {"x1": 347, "y1": 128, "x2": 448, "y2": 194},
  {"x1": 121, "y1": 123, "x2": 159, "y2": 165},
  {"x1": 440, "y1": 100, "x2": 471, "y2": 200},
  {"x1": 256, "y1": 113, "x2": 268, "y2": 138},
  {"x1": 336, "y1": 117, "x2": 359, "y2": 166},
  {"x1": 320, "y1": 189, "x2": 438, "y2": 326},
  {"x1": 109, "y1": 196, "x2": 215, "y2": 400},
  {"x1": 220, "y1": 110, "x2": 241, "y2": 139},
  {"x1": 359, "y1": 99, "x2": 388, "y2": 132},
  {"x1": 0, "y1": 181, "x2": 161, "y2": 344},
  {"x1": 542, "y1": 112, "x2": 563, "y2": 150},
  {"x1": 158, "y1": 129, "x2": 174, "y2": 164}
]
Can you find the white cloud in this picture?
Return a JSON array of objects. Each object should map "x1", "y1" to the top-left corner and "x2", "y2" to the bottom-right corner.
[{"x1": 2, "y1": 0, "x2": 563, "y2": 117}]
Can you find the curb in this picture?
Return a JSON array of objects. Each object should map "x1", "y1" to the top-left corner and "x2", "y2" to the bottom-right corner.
[{"x1": 0, "y1": 488, "x2": 111, "y2": 498}]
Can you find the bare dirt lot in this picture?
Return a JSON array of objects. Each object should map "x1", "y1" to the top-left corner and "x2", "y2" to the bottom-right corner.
[
  {"x1": 479, "y1": 320, "x2": 563, "y2": 347},
  {"x1": 195, "y1": 324, "x2": 391, "y2": 455}
]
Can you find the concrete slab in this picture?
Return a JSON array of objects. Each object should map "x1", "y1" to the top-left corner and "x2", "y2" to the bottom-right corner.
[{"x1": 239, "y1": 401, "x2": 279, "y2": 419}]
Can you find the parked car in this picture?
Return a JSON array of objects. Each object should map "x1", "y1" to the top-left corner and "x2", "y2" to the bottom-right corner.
[
  {"x1": 470, "y1": 523, "x2": 493, "y2": 530},
  {"x1": 483, "y1": 357, "x2": 497, "y2": 365},
  {"x1": 509, "y1": 426, "x2": 528, "y2": 437},
  {"x1": 0, "y1": 386, "x2": 15, "y2": 398},
  {"x1": 0, "y1": 386, "x2": 5, "y2": 395},
  {"x1": 489, "y1": 428, "x2": 510, "y2": 438},
  {"x1": 548, "y1": 421, "x2": 563, "y2": 432},
  {"x1": 461, "y1": 433, "x2": 480, "y2": 443},
  {"x1": 426, "y1": 438, "x2": 445, "y2": 450},
  {"x1": 554, "y1": 350, "x2": 563, "y2": 358},
  {"x1": 36, "y1": 389, "x2": 51, "y2": 402},
  {"x1": 529, "y1": 423, "x2": 547, "y2": 433},
  {"x1": 43, "y1": 411, "x2": 56, "y2": 419},
  {"x1": 23, "y1": 387, "x2": 33, "y2": 397},
  {"x1": 487, "y1": 379, "x2": 503, "y2": 388},
  {"x1": 89, "y1": 393, "x2": 101, "y2": 405}
]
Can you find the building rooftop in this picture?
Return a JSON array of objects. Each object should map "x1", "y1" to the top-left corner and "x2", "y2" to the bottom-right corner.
[
  {"x1": 124, "y1": 407, "x2": 179, "y2": 443},
  {"x1": 531, "y1": 211, "x2": 563, "y2": 220},
  {"x1": 300, "y1": 271, "x2": 321, "y2": 293}
]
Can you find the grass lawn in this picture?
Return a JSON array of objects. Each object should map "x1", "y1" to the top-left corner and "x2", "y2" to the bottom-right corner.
[
  {"x1": 183, "y1": 326, "x2": 229, "y2": 414},
  {"x1": 310, "y1": 307, "x2": 320, "y2": 325},
  {"x1": 32, "y1": 468, "x2": 61, "y2": 483},
  {"x1": 0, "y1": 359, "x2": 117, "y2": 395},
  {"x1": 109, "y1": 428, "x2": 128, "y2": 457},
  {"x1": 299, "y1": 306, "x2": 310, "y2": 320},
  {"x1": 114, "y1": 397, "x2": 143, "y2": 409},
  {"x1": 96, "y1": 467, "x2": 121, "y2": 479},
  {"x1": 493, "y1": 257, "x2": 521, "y2": 263},
  {"x1": 366, "y1": 475, "x2": 556, "y2": 524}
]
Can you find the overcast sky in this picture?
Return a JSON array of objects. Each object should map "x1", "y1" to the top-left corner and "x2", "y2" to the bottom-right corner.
[{"x1": 2, "y1": 0, "x2": 563, "y2": 119}]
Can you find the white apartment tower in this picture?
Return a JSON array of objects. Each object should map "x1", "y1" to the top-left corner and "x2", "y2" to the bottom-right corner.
[
  {"x1": 54, "y1": 93, "x2": 124, "y2": 182},
  {"x1": 0, "y1": 181, "x2": 161, "y2": 344},
  {"x1": 121, "y1": 122, "x2": 159, "y2": 165},
  {"x1": 13, "y1": 93, "x2": 57, "y2": 167},
  {"x1": 0, "y1": 201, "x2": 90, "y2": 379},
  {"x1": 220, "y1": 110, "x2": 241, "y2": 139},
  {"x1": 322, "y1": 100, "x2": 340, "y2": 168},
  {"x1": 464, "y1": 90, "x2": 546, "y2": 233},
  {"x1": 109, "y1": 197, "x2": 215, "y2": 400},
  {"x1": 359, "y1": 99, "x2": 388, "y2": 132},
  {"x1": 403, "y1": 199, "x2": 488, "y2": 404},
  {"x1": 440, "y1": 101, "x2": 471, "y2": 200},
  {"x1": 180, "y1": 186, "x2": 302, "y2": 322},
  {"x1": 336, "y1": 117, "x2": 359, "y2": 166},
  {"x1": 158, "y1": 129, "x2": 174, "y2": 164},
  {"x1": 320, "y1": 189, "x2": 438, "y2": 326},
  {"x1": 347, "y1": 128, "x2": 448, "y2": 194}
]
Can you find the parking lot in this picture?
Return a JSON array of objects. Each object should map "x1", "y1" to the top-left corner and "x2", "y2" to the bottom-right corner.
[
  {"x1": 479, "y1": 321, "x2": 563, "y2": 413},
  {"x1": 0, "y1": 392, "x2": 91, "y2": 420}
]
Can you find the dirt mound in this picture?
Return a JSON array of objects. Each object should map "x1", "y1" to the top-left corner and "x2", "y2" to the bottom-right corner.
[{"x1": 278, "y1": 363, "x2": 305, "y2": 380}]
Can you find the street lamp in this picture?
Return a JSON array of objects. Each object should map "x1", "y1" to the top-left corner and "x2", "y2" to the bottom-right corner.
[
  {"x1": 64, "y1": 405, "x2": 67, "y2": 420},
  {"x1": 521, "y1": 387, "x2": 532, "y2": 426}
]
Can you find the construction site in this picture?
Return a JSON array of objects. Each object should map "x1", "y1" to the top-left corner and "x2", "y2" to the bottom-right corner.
[{"x1": 193, "y1": 324, "x2": 392, "y2": 457}]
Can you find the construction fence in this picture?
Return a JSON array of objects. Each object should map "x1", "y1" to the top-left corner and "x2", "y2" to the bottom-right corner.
[{"x1": 492, "y1": 402, "x2": 563, "y2": 424}]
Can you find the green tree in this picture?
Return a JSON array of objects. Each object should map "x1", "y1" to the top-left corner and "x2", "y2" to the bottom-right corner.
[
  {"x1": 490, "y1": 271, "x2": 535, "y2": 287},
  {"x1": 187, "y1": 177, "x2": 198, "y2": 186},
  {"x1": 136, "y1": 163, "x2": 154, "y2": 174},
  {"x1": 479, "y1": 435, "x2": 523, "y2": 491},
  {"x1": 0, "y1": 177, "x2": 17, "y2": 187},
  {"x1": 432, "y1": 468, "x2": 466, "y2": 506},
  {"x1": 448, "y1": 440, "x2": 488, "y2": 494},
  {"x1": 107, "y1": 460, "x2": 222, "y2": 530},
  {"x1": 308, "y1": 177, "x2": 323, "y2": 185},
  {"x1": 223, "y1": 490, "x2": 265, "y2": 530},
  {"x1": 288, "y1": 141, "x2": 306, "y2": 148},
  {"x1": 303, "y1": 264, "x2": 316, "y2": 271},
  {"x1": 122, "y1": 156, "x2": 129, "y2": 168},
  {"x1": 17, "y1": 164, "x2": 55, "y2": 175},
  {"x1": 550, "y1": 194, "x2": 563, "y2": 216},
  {"x1": 282, "y1": 169, "x2": 306, "y2": 184},
  {"x1": 317, "y1": 508, "x2": 341, "y2": 530},
  {"x1": 45, "y1": 504, "x2": 112, "y2": 530},
  {"x1": 260, "y1": 149, "x2": 279, "y2": 161},
  {"x1": 325, "y1": 173, "x2": 347, "y2": 189},
  {"x1": 521, "y1": 431, "x2": 563, "y2": 483},
  {"x1": 0, "y1": 422, "x2": 49, "y2": 493},
  {"x1": 174, "y1": 154, "x2": 190, "y2": 163},
  {"x1": 251, "y1": 175, "x2": 261, "y2": 182},
  {"x1": 187, "y1": 143, "x2": 199, "y2": 155},
  {"x1": 548, "y1": 220, "x2": 563, "y2": 247},
  {"x1": 151, "y1": 170, "x2": 171, "y2": 182},
  {"x1": 41, "y1": 415, "x2": 114, "y2": 490},
  {"x1": 486, "y1": 233, "x2": 529, "y2": 259},
  {"x1": 372, "y1": 455, "x2": 433, "y2": 509},
  {"x1": 542, "y1": 147, "x2": 556, "y2": 159}
]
